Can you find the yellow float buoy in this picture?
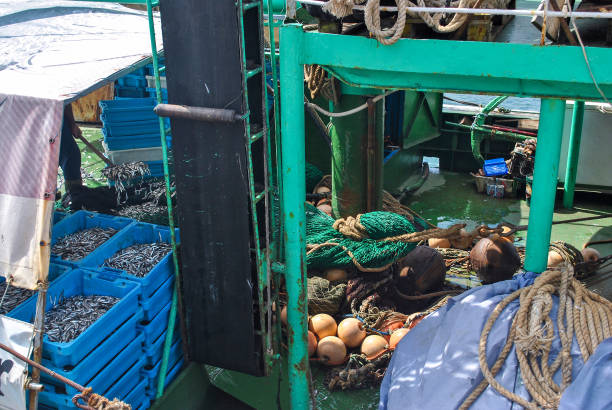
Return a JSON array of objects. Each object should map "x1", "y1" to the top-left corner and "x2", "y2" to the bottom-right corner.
[
  {"x1": 309, "y1": 314, "x2": 337, "y2": 339},
  {"x1": 325, "y1": 268, "x2": 347, "y2": 282},
  {"x1": 317, "y1": 336, "x2": 346, "y2": 365},
  {"x1": 308, "y1": 331, "x2": 318, "y2": 357},
  {"x1": 389, "y1": 328, "x2": 410, "y2": 349},
  {"x1": 337, "y1": 318, "x2": 366, "y2": 348},
  {"x1": 360, "y1": 335, "x2": 388, "y2": 358}
]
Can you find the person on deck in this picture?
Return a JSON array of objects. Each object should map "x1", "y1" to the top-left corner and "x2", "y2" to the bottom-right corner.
[{"x1": 59, "y1": 104, "x2": 83, "y2": 192}]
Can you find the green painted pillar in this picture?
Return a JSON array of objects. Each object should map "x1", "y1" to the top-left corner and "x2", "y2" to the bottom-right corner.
[
  {"x1": 563, "y1": 101, "x2": 585, "y2": 209},
  {"x1": 524, "y1": 99, "x2": 565, "y2": 273},
  {"x1": 279, "y1": 25, "x2": 309, "y2": 410},
  {"x1": 330, "y1": 88, "x2": 384, "y2": 217}
]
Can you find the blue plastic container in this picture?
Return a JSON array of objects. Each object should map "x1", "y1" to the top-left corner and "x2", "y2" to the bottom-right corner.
[
  {"x1": 82, "y1": 222, "x2": 178, "y2": 298},
  {"x1": 102, "y1": 121, "x2": 161, "y2": 138},
  {"x1": 146, "y1": 160, "x2": 165, "y2": 178},
  {"x1": 144, "y1": 326, "x2": 181, "y2": 367},
  {"x1": 102, "y1": 356, "x2": 146, "y2": 403},
  {"x1": 483, "y1": 158, "x2": 509, "y2": 177},
  {"x1": 38, "y1": 335, "x2": 144, "y2": 407},
  {"x1": 138, "y1": 302, "x2": 172, "y2": 346},
  {"x1": 0, "y1": 263, "x2": 71, "y2": 314},
  {"x1": 146, "y1": 87, "x2": 168, "y2": 102},
  {"x1": 122, "y1": 378, "x2": 149, "y2": 410},
  {"x1": 116, "y1": 86, "x2": 147, "y2": 99},
  {"x1": 142, "y1": 338, "x2": 184, "y2": 393},
  {"x1": 141, "y1": 273, "x2": 174, "y2": 321},
  {"x1": 101, "y1": 107, "x2": 159, "y2": 123},
  {"x1": 53, "y1": 210, "x2": 67, "y2": 225},
  {"x1": 117, "y1": 75, "x2": 147, "y2": 88},
  {"x1": 145, "y1": 358, "x2": 185, "y2": 399},
  {"x1": 9, "y1": 269, "x2": 141, "y2": 367},
  {"x1": 39, "y1": 312, "x2": 142, "y2": 392},
  {"x1": 99, "y1": 98, "x2": 155, "y2": 111},
  {"x1": 51, "y1": 211, "x2": 133, "y2": 265},
  {"x1": 104, "y1": 133, "x2": 165, "y2": 150}
]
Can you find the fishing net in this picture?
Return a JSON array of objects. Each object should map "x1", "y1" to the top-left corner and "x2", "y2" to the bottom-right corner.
[
  {"x1": 306, "y1": 162, "x2": 324, "y2": 193},
  {"x1": 305, "y1": 204, "x2": 429, "y2": 271},
  {"x1": 307, "y1": 276, "x2": 347, "y2": 315},
  {"x1": 326, "y1": 352, "x2": 392, "y2": 391}
]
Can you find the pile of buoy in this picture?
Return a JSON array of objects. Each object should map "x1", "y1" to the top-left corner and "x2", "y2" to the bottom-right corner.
[{"x1": 281, "y1": 310, "x2": 411, "y2": 366}]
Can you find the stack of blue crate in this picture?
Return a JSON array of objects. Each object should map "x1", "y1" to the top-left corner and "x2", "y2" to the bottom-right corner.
[
  {"x1": 9, "y1": 211, "x2": 184, "y2": 409},
  {"x1": 81, "y1": 221, "x2": 183, "y2": 405},
  {"x1": 115, "y1": 67, "x2": 148, "y2": 98},
  {"x1": 99, "y1": 98, "x2": 170, "y2": 178},
  {"x1": 11, "y1": 269, "x2": 144, "y2": 409},
  {"x1": 144, "y1": 62, "x2": 168, "y2": 103}
]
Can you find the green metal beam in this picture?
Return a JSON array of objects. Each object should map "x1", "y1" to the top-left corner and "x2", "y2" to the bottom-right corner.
[
  {"x1": 279, "y1": 25, "x2": 310, "y2": 410},
  {"x1": 563, "y1": 101, "x2": 585, "y2": 209},
  {"x1": 524, "y1": 99, "x2": 566, "y2": 273},
  {"x1": 282, "y1": 26, "x2": 612, "y2": 101}
]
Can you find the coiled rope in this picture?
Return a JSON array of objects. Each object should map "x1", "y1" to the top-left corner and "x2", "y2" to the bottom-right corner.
[{"x1": 460, "y1": 265, "x2": 612, "y2": 409}]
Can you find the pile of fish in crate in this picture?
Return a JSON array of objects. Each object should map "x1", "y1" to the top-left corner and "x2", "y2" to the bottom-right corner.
[{"x1": 7, "y1": 210, "x2": 183, "y2": 409}]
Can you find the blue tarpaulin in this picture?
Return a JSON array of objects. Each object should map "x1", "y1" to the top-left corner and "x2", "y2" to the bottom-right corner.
[{"x1": 379, "y1": 272, "x2": 612, "y2": 409}]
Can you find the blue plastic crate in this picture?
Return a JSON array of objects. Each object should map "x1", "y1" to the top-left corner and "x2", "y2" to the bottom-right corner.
[
  {"x1": 39, "y1": 311, "x2": 142, "y2": 392},
  {"x1": 101, "y1": 107, "x2": 159, "y2": 123},
  {"x1": 81, "y1": 222, "x2": 178, "y2": 298},
  {"x1": 142, "y1": 273, "x2": 174, "y2": 321},
  {"x1": 102, "y1": 356, "x2": 146, "y2": 403},
  {"x1": 100, "y1": 98, "x2": 155, "y2": 111},
  {"x1": 146, "y1": 160, "x2": 165, "y2": 177},
  {"x1": 142, "y1": 338, "x2": 184, "y2": 393},
  {"x1": 102, "y1": 121, "x2": 161, "y2": 138},
  {"x1": 145, "y1": 358, "x2": 185, "y2": 399},
  {"x1": 117, "y1": 75, "x2": 147, "y2": 88},
  {"x1": 483, "y1": 158, "x2": 509, "y2": 177},
  {"x1": 116, "y1": 86, "x2": 147, "y2": 99},
  {"x1": 144, "y1": 326, "x2": 181, "y2": 367},
  {"x1": 0, "y1": 263, "x2": 71, "y2": 314},
  {"x1": 9, "y1": 269, "x2": 141, "y2": 368},
  {"x1": 138, "y1": 302, "x2": 172, "y2": 346},
  {"x1": 104, "y1": 133, "x2": 164, "y2": 151},
  {"x1": 53, "y1": 210, "x2": 67, "y2": 225},
  {"x1": 51, "y1": 211, "x2": 133, "y2": 265},
  {"x1": 123, "y1": 378, "x2": 149, "y2": 410},
  {"x1": 146, "y1": 87, "x2": 168, "y2": 102},
  {"x1": 38, "y1": 335, "x2": 145, "y2": 407}
]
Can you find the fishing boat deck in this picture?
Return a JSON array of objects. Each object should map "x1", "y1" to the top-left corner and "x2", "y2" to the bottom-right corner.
[{"x1": 179, "y1": 170, "x2": 611, "y2": 410}]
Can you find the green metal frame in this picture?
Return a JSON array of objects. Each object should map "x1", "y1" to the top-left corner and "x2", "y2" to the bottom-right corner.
[
  {"x1": 563, "y1": 101, "x2": 585, "y2": 209},
  {"x1": 279, "y1": 23, "x2": 612, "y2": 407},
  {"x1": 142, "y1": 0, "x2": 182, "y2": 397}
]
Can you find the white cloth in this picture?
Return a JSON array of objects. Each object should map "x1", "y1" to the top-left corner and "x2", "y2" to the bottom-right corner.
[{"x1": 0, "y1": 316, "x2": 34, "y2": 410}]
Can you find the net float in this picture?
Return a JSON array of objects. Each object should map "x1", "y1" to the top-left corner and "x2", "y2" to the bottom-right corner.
[
  {"x1": 428, "y1": 237, "x2": 451, "y2": 248},
  {"x1": 309, "y1": 313, "x2": 337, "y2": 339},
  {"x1": 361, "y1": 335, "x2": 388, "y2": 358},
  {"x1": 547, "y1": 250, "x2": 564, "y2": 267},
  {"x1": 308, "y1": 331, "x2": 318, "y2": 357},
  {"x1": 317, "y1": 336, "x2": 346, "y2": 365},
  {"x1": 389, "y1": 328, "x2": 410, "y2": 349},
  {"x1": 581, "y1": 247, "x2": 601, "y2": 262},
  {"x1": 470, "y1": 237, "x2": 521, "y2": 284},
  {"x1": 337, "y1": 318, "x2": 366, "y2": 348},
  {"x1": 325, "y1": 268, "x2": 347, "y2": 282}
]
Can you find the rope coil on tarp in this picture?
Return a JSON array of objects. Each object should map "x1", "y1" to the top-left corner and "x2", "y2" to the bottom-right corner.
[{"x1": 460, "y1": 264, "x2": 612, "y2": 409}]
